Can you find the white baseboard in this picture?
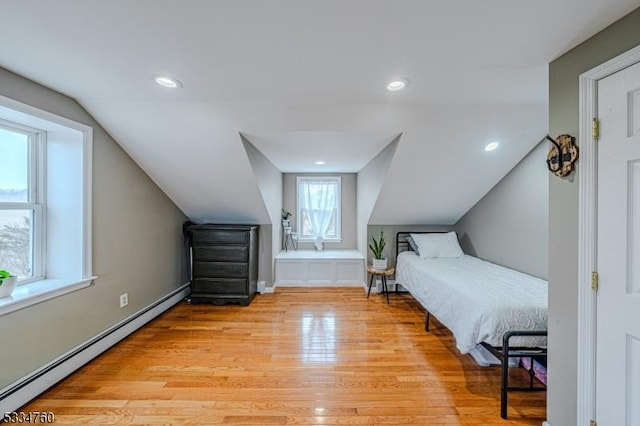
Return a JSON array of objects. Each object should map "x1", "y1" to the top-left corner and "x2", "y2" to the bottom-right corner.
[
  {"x1": 542, "y1": 421, "x2": 551, "y2": 426},
  {"x1": 0, "y1": 283, "x2": 190, "y2": 413},
  {"x1": 276, "y1": 282, "x2": 363, "y2": 287},
  {"x1": 263, "y1": 282, "x2": 275, "y2": 293}
]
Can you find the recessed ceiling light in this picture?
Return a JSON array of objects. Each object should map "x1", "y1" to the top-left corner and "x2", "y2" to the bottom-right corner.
[
  {"x1": 315, "y1": 160, "x2": 326, "y2": 165},
  {"x1": 154, "y1": 75, "x2": 182, "y2": 89},
  {"x1": 386, "y1": 79, "x2": 408, "y2": 92},
  {"x1": 485, "y1": 142, "x2": 499, "y2": 152}
]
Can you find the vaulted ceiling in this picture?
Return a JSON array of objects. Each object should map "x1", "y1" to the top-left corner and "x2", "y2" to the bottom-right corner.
[{"x1": 0, "y1": 0, "x2": 638, "y2": 225}]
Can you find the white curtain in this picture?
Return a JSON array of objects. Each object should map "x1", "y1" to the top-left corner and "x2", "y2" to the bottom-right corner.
[{"x1": 299, "y1": 179, "x2": 337, "y2": 242}]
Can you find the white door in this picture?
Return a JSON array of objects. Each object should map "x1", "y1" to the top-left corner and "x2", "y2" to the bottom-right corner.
[{"x1": 596, "y1": 60, "x2": 640, "y2": 425}]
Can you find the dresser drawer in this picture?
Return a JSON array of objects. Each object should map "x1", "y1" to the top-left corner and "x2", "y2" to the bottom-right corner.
[
  {"x1": 186, "y1": 223, "x2": 258, "y2": 306},
  {"x1": 193, "y1": 246, "x2": 248, "y2": 262},
  {"x1": 193, "y1": 261, "x2": 248, "y2": 278},
  {"x1": 191, "y1": 278, "x2": 247, "y2": 295},
  {"x1": 192, "y1": 230, "x2": 248, "y2": 245}
]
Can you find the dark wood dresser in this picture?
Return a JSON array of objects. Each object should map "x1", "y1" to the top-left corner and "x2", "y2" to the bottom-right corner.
[{"x1": 186, "y1": 224, "x2": 259, "y2": 306}]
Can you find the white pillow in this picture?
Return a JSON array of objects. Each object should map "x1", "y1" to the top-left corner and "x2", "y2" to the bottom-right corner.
[{"x1": 410, "y1": 232, "x2": 464, "y2": 258}]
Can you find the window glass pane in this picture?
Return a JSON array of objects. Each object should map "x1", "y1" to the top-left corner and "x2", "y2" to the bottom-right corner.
[
  {"x1": 302, "y1": 210, "x2": 313, "y2": 237},
  {"x1": 0, "y1": 127, "x2": 29, "y2": 202},
  {"x1": 325, "y1": 210, "x2": 337, "y2": 238},
  {"x1": 0, "y1": 210, "x2": 33, "y2": 279},
  {"x1": 297, "y1": 177, "x2": 340, "y2": 240}
]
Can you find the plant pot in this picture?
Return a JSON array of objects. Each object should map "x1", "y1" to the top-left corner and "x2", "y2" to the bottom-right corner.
[
  {"x1": 0, "y1": 276, "x2": 18, "y2": 298},
  {"x1": 282, "y1": 219, "x2": 290, "y2": 227},
  {"x1": 372, "y1": 258, "x2": 388, "y2": 271}
]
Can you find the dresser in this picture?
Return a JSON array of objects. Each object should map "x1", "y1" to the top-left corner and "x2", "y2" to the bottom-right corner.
[{"x1": 186, "y1": 224, "x2": 259, "y2": 306}]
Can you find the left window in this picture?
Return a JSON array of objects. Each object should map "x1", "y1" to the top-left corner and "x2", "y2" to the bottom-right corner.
[
  {"x1": 0, "y1": 120, "x2": 45, "y2": 283},
  {"x1": 0, "y1": 95, "x2": 93, "y2": 316}
]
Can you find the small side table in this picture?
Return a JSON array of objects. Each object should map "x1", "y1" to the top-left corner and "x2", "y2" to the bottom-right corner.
[
  {"x1": 282, "y1": 228, "x2": 298, "y2": 251},
  {"x1": 367, "y1": 266, "x2": 395, "y2": 304}
]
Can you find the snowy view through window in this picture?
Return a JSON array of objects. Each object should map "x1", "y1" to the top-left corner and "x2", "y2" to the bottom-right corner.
[{"x1": 0, "y1": 126, "x2": 33, "y2": 279}]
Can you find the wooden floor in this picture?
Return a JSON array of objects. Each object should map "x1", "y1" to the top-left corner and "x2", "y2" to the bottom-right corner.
[{"x1": 23, "y1": 288, "x2": 546, "y2": 425}]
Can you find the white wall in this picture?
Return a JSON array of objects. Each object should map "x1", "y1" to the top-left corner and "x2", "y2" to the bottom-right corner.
[
  {"x1": 369, "y1": 105, "x2": 547, "y2": 225},
  {"x1": 356, "y1": 136, "x2": 400, "y2": 256},
  {"x1": 455, "y1": 141, "x2": 549, "y2": 279},
  {"x1": 241, "y1": 135, "x2": 283, "y2": 285}
]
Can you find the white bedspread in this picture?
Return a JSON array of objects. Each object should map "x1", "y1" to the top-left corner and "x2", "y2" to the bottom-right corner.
[{"x1": 396, "y1": 251, "x2": 547, "y2": 354}]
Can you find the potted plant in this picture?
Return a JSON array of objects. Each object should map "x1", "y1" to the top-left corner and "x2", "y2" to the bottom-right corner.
[
  {"x1": 0, "y1": 270, "x2": 17, "y2": 298},
  {"x1": 369, "y1": 229, "x2": 387, "y2": 270},
  {"x1": 281, "y1": 209, "x2": 292, "y2": 227}
]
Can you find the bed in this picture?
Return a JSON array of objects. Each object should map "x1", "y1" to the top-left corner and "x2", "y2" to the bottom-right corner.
[{"x1": 395, "y1": 231, "x2": 547, "y2": 418}]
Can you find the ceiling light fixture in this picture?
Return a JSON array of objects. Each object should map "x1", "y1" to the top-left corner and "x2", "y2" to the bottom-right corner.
[
  {"x1": 154, "y1": 75, "x2": 183, "y2": 89},
  {"x1": 484, "y1": 142, "x2": 499, "y2": 152},
  {"x1": 386, "y1": 79, "x2": 408, "y2": 92},
  {"x1": 315, "y1": 160, "x2": 326, "y2": 165}
]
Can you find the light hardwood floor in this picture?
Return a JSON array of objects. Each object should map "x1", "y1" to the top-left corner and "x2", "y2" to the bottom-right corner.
[{"x1": 22, "y1": 288, "x2": 546, "y2": 425}]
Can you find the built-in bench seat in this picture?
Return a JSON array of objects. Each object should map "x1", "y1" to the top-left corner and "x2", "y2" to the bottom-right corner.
[{"x1": 274, "y1": 250, "x2": 365, "y2": 287}]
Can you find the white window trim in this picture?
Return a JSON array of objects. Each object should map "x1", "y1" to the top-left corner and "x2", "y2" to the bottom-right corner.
[
  {"x1": 0, "y1": 278, "x2": 94, "y2": 316},
  {"x1": 0, "y1": 120, "x2": 46, "y2": 282},
  {"x1": 0, "y1": 95, "x2": 96, "y2": 316},
  {"x1": 296, "y1": 175, "x2": 342, "y2": 242}
]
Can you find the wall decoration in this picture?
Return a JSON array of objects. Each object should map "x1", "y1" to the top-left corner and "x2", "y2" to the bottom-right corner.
[{"x1": 546, "y1": 134, "x2": 579, "y2": 177}]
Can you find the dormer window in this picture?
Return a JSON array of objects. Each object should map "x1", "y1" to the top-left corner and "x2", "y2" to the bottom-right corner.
[{"x1": 296, "y1": 176, "x2": 342, "y2": 242}]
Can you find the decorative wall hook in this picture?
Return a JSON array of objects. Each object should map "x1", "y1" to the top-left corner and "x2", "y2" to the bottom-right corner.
[{"x1": 546, "y1": 134, "x2": 578, "y2": 177}]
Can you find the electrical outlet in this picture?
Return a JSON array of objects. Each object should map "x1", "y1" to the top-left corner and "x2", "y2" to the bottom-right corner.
[{"x1": 119, "y1": 292, "x2": 128, "y2": 308}]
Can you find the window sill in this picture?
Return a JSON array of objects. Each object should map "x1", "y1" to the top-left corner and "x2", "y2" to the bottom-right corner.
[{"x1": 0, "y1": 277, "x2": 97, "y2": 316}]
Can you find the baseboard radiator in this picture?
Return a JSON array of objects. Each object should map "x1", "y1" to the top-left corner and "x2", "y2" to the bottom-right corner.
[{"x1": 0, "y1": 283, "x2": 191, "y2": 413}]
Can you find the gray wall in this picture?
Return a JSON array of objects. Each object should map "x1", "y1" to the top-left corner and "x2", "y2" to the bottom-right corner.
[
  {"x1": 0, "y1": 67, "x2": 188, "y2": 389},
  {"x1": 357, "y1": 136, "x2": 400, "y2": 256},
  {"x1": 455, "y1": 141, "x2": 548, "y2": 279},
  {"x1": 366, "y1": 224, "x2": 453, "y2": 267},
  {"x1": 283, "y1": 173, "x2": 357, "y2": 250},
  {"x1": 548, "y1": 8, "x2": 640, "y2": 426}
]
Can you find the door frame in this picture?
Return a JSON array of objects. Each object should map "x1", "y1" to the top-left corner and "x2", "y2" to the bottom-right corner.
[{"x1": 577, "y1": 44, "x2": 640, "y2": 425}]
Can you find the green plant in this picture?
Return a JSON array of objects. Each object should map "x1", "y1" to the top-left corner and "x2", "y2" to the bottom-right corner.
[
  {"x1": 0, "y1": 270, "x2": 12, "y2": 286},
  {"x1": 369, "y1": 230, "x2": 386, "y2": 259},
  {"x1": 282, "y1": 209, "x2": 292, "y2": 220}
]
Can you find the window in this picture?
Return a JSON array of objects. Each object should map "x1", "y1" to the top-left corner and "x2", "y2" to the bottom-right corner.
[
  {"x1": 0, "y1": 95, "x2": 94, "y2": 316},
  {"x1": 297, "y1": 176, "x2": 341, "y2": 241},
  {"x1": 0, "y1": 121, "x2": 45, "y2": 282}
]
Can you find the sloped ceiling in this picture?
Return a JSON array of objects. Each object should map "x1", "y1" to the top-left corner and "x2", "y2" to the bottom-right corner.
[
  {"x1": 0, "y1": 1, "x2": 638, "y2": 225},
  {"x1": 242, "y1": 131, "x2": 400, "y2": 173}
]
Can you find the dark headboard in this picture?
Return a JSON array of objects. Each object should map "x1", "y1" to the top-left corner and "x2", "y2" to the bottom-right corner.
[{"x1": 395, "y1": 231, "x2": 448, "y2": 259}]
